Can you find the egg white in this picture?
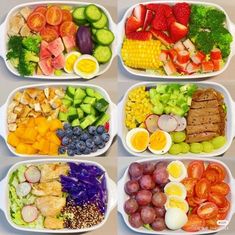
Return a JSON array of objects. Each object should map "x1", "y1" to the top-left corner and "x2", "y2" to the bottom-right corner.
[
  {"x1": 165, "y1": 195, "x2": 189, "y2": 213},
  {"x1": 167, "y1": 160, "x2": 187, "y2": 182},
  {"x1": 64, "y1": 51, "x2": 81, "y2": 73},
  {"x1": 165, "y1": 208, "x2": 188, "y2": 230},
  {"x1": 164, "y1": 182, "x2": 187, "y2": 199}
]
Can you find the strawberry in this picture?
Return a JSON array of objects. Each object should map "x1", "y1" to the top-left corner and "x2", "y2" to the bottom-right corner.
[
  {"x1": 173, "y1": 3, "x2": 191, "y2": 26},
  {"x1": 104, "y1": 122, "x2": 110, "y2": 132},
  {"x1": 150, "y1": 28, "x2": 173, "y2": 46},
  {"x1": 127, "y1": 31, "x2": 153, "y2": 41},
  {"x1": 143, "y1": 10, "x2": 154, "y2": 31},
  {"x1": 132, "y1": 4, "x2": 147, "y2": 25},
  {"x1": 167, "y1": 15, "x2": 176, "y2": 28},
  {"x1": 146, "y1": 4, "x2": 172, "y2": 17},
  {"x1": 125, "y1": 16, "x2": 142, "y2": 35},
  {"x1": 169, "y1": 22, "x2": 188, "y2": 42},
  {"x1": 151, "y1": 14, "x2": 167, "y2": 31}
]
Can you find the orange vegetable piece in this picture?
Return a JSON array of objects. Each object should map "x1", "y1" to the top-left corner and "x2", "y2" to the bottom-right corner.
[
  {"x1": 22, "y1": 127, "x2": 38, "y2": 143},
  {"x1": 37, "y1": 122, "x2": 50, "y2": 136},
  {"x1": 16, "y1": 143, "x2": 29, "y2": 154},
  {"x1": 35, "y1": 116, "x2": 47, "y2": 125},
  {"x1": 15, "y1": 126, "x2": 26, "y2": 138},
  {"x1": 27, "y1": 118, "x2": 35, "y2": 128},
  {"x1": 7, "y1": 132, "x2": 20, "y2": 147},
  {"x1": 49, "y1": 119, "x2": 63, "y2": 131},
  {"x1": 49, "y1": 142, "x2": 59, "y2": 155},
  {"x1": 49, "y1": 132, "x2": 61, "y2": 145}
]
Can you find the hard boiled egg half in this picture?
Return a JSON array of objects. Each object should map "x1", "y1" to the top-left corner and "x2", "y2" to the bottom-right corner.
[
  {"x1": 148, "y1": 130, "x2": 172, "y2": 154},
  {"x1": 167, "y1": 160, "x2": 187, "y2": 182},
  {"x1": 165, "y1": 208, "x2": 188, "y2": 230},
  {"x1": 74, "y1": 55, "x2": 99, "y2": 79},
  {"x1": 164, "y1": 182, "x2": 187, "y2": 200},
  {"x1": 64, "y1": 52, "x2": 81, "y2": 73}
]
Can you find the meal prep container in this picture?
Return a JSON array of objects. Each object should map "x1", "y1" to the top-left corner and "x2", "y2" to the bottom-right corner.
[
  {"x1": 0, "y1": 1, "x2": 117, "y2": 80},
  {"x1": 118, "y1": 157, "x2": 235, "y2": 235},
  {"x1": 0, "y1": 158, "x2": 117, "y2": 233},
  {"x1": 118, "y1": 81, "x2": 235, "y2": 157},
  {"x1": 0, "y1": 82, "x2": 117, "y2": 157},
  {"x1": 117, "y1": 1, "x2": 235, "y2": 79}
]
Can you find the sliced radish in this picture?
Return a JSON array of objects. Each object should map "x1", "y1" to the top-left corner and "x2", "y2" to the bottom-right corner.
[
  {"x1": 25, "y1": 166, "x2": 41, "y2": 183},
  {"x1": 158, "y1": 115, "x2": 178, "y2": 132},
  {"x1": 21, "y1": 205, "x2": 39, "y2": 223},
  {"x1": 145, "y1": 114, "x2": 159, "y2": 133},
  {"x1": 16, "y1": 182, "x2": 31, "y2": 197},
  {"x1": 173, "y1": 115, "x2": 187, "y2": 131}
]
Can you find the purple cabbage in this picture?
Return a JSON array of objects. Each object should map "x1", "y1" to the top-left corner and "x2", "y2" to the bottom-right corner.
[{"x1": 60, "y1": 162, "x2": 107, "y2": 213}]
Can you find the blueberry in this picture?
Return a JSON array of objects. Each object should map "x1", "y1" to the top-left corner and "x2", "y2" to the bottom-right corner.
[
  {"x1": 73, "y1": 127, "x2": 82, "y2": 136},
  {"x1": 96, "y1": 125, "x2": 105, "y2": 134},
  {"x1": 86, "y1": 139, "x2": 95, "y2": 148},
  {"x1": 64, "y1": 123, "x2": 71, "y2": 130},
  {"x1": 62, "y1": 136, "x2": 70, "y2": 146},
  {"x1": 68, "y1": 143, "x2": 76, "y2": 150},
  {"x1": 91, "y1": 145, "x2": 98, "y2": 153},
  {"x1": 80, "y1": 133, "x2": 89, "y2": 141},
  {"x1": 101, "y1": 133, "x2": 110, "y2": 142},
  {"x1": 76, "y1": 141, "x2": 86, "y2": 152},
  {"x1": 58, "y1": 146, "x2": 66, "y2": 154},
  {"x1": 98, "y1": 142, "x2": 105, "y2": 149},
  {"x1": 56, "y1": 128, "x2": 65, "y2": 138},
  {"x1": 93, "y1": 135, "x2": 102, "y2": 145},
  {"x1": 65, "y1": 128, "x2": 73, "y2": 137},
  {"x1": 67, "y1": 149, "x2": 75, "y2": 156},
  {"x1": 88, "y1": 126, "x2": 96, "y2": 135},
  {"x1": 83, "y1": 147, "x2": 92, "y2": 154},
  {"x1": 74, "y1": 149, "x2": 81, "y2": 155}
]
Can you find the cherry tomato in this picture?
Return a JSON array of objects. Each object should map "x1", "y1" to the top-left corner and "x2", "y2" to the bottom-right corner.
[
  {"x1": 208, "y1": 192, "x2": 226, "y2": 208},
  {"x1": 187, "y1": 197, "x2": 197, "y2": 207},
  {"x1": 205, "y1": 218, "x2": 219, "y2": 230},
  {"x1": 46, "y1": 6, "x2": 62, "y2": 26},
  {"x1": 191, "y1": 206, "x2": 199, "y2": 215},
  {"x1": 46, "y1": 25, "x2": 60, "y2": 34},
  {"x1": 207, "y1": 163, "x2": 226, "y2": 182},
  {"x1": 211, "y1": 182, "x2": 230, "y2": 196},
  {"x1": 197, "y1": 202, "x2": 218, "y2": 219},
  {"x1": 188, "y1": 161, "x2": 205, "y2": 179},
  {"x1": 61, "y1": 9, "x2": 72, "y2": 22},
  {"x1": 59, "y1": 21, "x2": 77, "y2": 37},
  {"x1": 181, "y1": 178, "x2": 197, "y2": 197},
  {"x1": 195, "y1": 178, "x2": 210, "y2": 199},
  {"x1": 203, "y1": 168, "x2": 219, "y2": 183},
  {"x1": 34, "y1": 5, "x2": 47, "y2": 15},
  {"x1": 27, "y1": 12, "x2": 46, "y2": 32},
  {"x1": 40, "y1": 27, "x2": 58, "y2": 42},
  {"x1": 218, "y1": 198, "x2": 230, "y2": 214},
  {"x1": 217, "y1": 212, "x2": 227, "y2": 220},
  {"x1": 192, "y1": 196, "x2": 207, "y2": 205},
  {"x1": 182, "y1": 214, "x2": 205, "y2": 232}
]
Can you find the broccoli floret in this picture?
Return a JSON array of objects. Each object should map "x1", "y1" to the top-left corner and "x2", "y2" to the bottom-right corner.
[
  {"x1": 22, "y1": 35, "x2": 41, "y2": 54},
  {"x1": 23, "y1": 50, "x2": 39, "y2": 63},
  {"x1": 205, "y1": 9, "x2": 226, "y2": 29},
  {"x1": 9, "y1": 58, "x2": 19, "y2": 68},
  {"x1": 7, "y1": 36, "x2": 23, "y2": 59},
  {"x1": 195, "y1": 31, "x2": 214, "y2": 54},
  {"x1": 188, "y1": 23, "x2": 200, "y2": 39},
  {"x1": 218, "y1": 43, "x2": 231, "y2": 58},
  {"x1": 190, "y1": 5, "x2": 209, "y2": 27},
  {"x1": 212, "y1": 27, "x2": 233, "y2": 45}
]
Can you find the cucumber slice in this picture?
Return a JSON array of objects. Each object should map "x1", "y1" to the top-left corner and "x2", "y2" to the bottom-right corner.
[
  {"x1": 80, "y1": 115, "x2": 97, "y2": 129},
  {"x1": 86, "y1": 87, "x2": 95, "y2": 97},
  {"x1": 80, "y1": 104, "x2": 92, "y2": 114},
  {"x1": 77, "y1": 108, "x2": 84, "y2": 119},
  {"x1": 73, "y1": 99, "x2": 83, "y2": 108},
  {"x1": 74, "y1": 88, "x2": 86, "y2": 100},
  {"x1": 93, "y1": 46, "x2": 112, "y2": 63},
  {"x1": 92, "y1": 28, "x2": 97, "y2": 35},
  {"x1": 95, "y1": 113, "x2": 110, "y2": 126},
  {"x1": 66, "y1": 86, "x2": 76, "y2": 98},
  {"x1": 62, "y1": 99, "x2": 72, "y2": 108},
  {"x1": 68, "y1": 107, "x2": 78, "y2": 122},
  {"x1": 59, "y1": 112, "x2": 68, "y2": 121},
  {"x1": 71, "y1": 119, "x2": 80, "y2": 127},
  {"x1": 85, "y1": 4, "x2": 101, "y2": 22},
  {"x1": 73, "y1": 7, "x2": 86, "y2": 22},
  {"x1": 91, "y1": 12, "x2": 108, "y2": 29},
  {"x1": 95, "y1": 29, "x2": 114, "y2": 45},
  {"x1": 64, "y1": 94, "x2": 73, "y2": 101},
  {"x1": 93, "y1": 91, "x2": 104, "y2": 100},
  {"x1": 83, "y1": 97, "x2": 96, "y2": 105},
  {"x1": 95, "y1": 98, "x2": 109, "y2": 112}
]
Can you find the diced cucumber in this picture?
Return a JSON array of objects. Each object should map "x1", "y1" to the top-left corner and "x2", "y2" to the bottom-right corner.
[
  {"x1": 93, "y1": 45, "x2": 112, "y2": 63},
  {"x1": 95, "y1": 113, "x2": 110, "y2": 126},
  {"x1": 62, "y1": 99, "x2": 72, "y2": 108},
  {"x1": 93, "y1": 91, "x2": 104, "y2": 100},
  {"x1": 91, "y1": 12, "x2": 108, "y2": 29},
  {"x1": 85, "y1": 4, "x2": 102, "y2": 22},
  {"x1": 80, "y1": 104, "x2": 92, "y2": 114},
  {"x1": 68, "y1": 107, "x2": 78, "y2": 122},
  {"x1": 59, "y1": 112, "x2": 68, "y2": 121},
  {"x1": 71, "y1": 119, "x2": 80, "y2": 127},
  {"x1": 95, "y1": 29, "x2": 114, "y2": 45},
  {"x1": 80, "y1": 115, "x2": 97, "y2": 129},
  {"x1": 66, "y1": 86, "x2": 76, "y2": 98},
  {"x1": 83, "y1": 97, "x2": 96, "y2": 105},
  {"x1": 74, "y1": 88, "x2": 86, "y2": 100},
  {"x1": 90, "y1": 106, "x2": 98, "y2": 116},
  {"x1": 73, "y1": 7, "x2": 86, "y2": 23},
  {"x1": 86, "y1": 87, "x2": 95, "y2": 97},
  {"x1": 92, "y1": 28, "x2": 97, "y2": 35},
  {"x1": 77, "y1": 108, "x2": 84, "y2": 119},
  {"x1": 73, "y1": 99, "x2": 83, "y2": 108},
  {"x1": 95, "y1": 98, "x2": 109, "y2": 112},
  {"x1": 64, "y1": 94, "x2": 73, "y2": 101}
]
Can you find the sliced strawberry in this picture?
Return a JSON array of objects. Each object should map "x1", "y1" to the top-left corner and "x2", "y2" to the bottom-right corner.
[
  {"x1": 173, "y1": 3, "x2": 191, "y2": 26},
  {"x1": 150, "y1": 29, "x2": 173, "y2": 46},
  {"x1": 169, "y1": 22, "x2": 188, "y2": 42},
  {"x1": 143, "y1": 10, "x2": 154, "y2": 31},
  {"x1": 132, "y1": 4, "x2": 146, "y2": 25},
  {"x1": 151, "y1": 14, "x2": 167, "y2": 31},
  {"x1": 125, "y1": 16, "x2": 142, "y2": 35},
  {"x1": 162, "y1": 4, "x2": 173, "y2": 17},
  {"x1": 167, "y1": 15, "x2": 176, "y2": 28},
  {"x1": 104, "y1": 122, "x2": 110, "y2": 132},
  {"x1": 146, "y1": 4, "x2": 172, "y2": 17},
  {"x1": 127, "y1": 31, "x2": 152, "y2": 41}
]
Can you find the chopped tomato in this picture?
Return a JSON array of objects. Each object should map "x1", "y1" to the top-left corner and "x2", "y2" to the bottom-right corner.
[
  {"x1": 207, "y1": 163, "x2": 226, "y2": 182},
  {"x1": 204, "y1": 168, "x2": 219, "y2": 183},
  {"x1": 191, "y1": 206, "x2": 199, "y2": 215},
  {"x1": 182, "y1": 214, "x2": 205, "y2": 232},
  {"x1": 187, "y1": 197, "x2": 197, "y2": 207},
  {"x1": 46, "y1": 25, "x2": 60, "y2": 34},
  {"x1": 211, "y1": 182, "x2": 230, "y2": 196},
  {"x1": 46, "y1": 6, "x2": 62, "y2": 26},
  {"x1": 27, "y1": 12, "x2": 46, "y2": 32},
  {"x1": 195, "y1": 178, "x2": 210, "y2": 199},
  {"x1": 205, "y1": 218, "x2": 219, "y2": 230},
  {"x1": 59, "y1": 21, "x2": 77, "y2": 37},
  {"x1": 218, "y1": 198, "x2": 230, "y2": 214},
  {"x1": 217, "y1": 212, "x2": 227, "y2": 220},
  {"x1": 192, "y1": 196, "x2": 207, "y2": 205},
  {"x1": 181, "y1": 178, "x2": 197, "y2": 197},
  {"x1": 40, "y1": 27, "x2": 58, "y2": 42},
  {"x1": 197, "y1": 202, "x2": 218, "y2": 219},
  {"x1": 208, "y1": 192, "x2": 226, "y2": 208},
  {"x1": 188, "y1": 161, "x2": 205, "y2": 179},
  {"x1": 61, "y1": 9, "x2": 72, "y2": 22},
  {"x1": 34, "y1": 5, "x2": 47, "y2": 15}
]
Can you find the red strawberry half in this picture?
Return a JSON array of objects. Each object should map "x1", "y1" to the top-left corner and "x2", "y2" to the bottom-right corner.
[
  {"x1": 173, "y1": 3, "x2": 191, "y2": 26},
  {"x1": 146, "y1": 4, "x2": 172, "y2": 18},
  {"x1": 143, "y1": 9, "x2": 154, "y2": 31},
  {"x1": 132, "y1": 4, "x2": 147, "y2": 25},
  {"x1": 150, "y1": 28, "x2": 173, "y2": 46},
  {"x1": 151, "y1": 14, "x2": 167, "y2": 31},
  {"x1": 125, "y1": 16, "x2": 142, "y2": 35},
  {"x1": 169, "y1": 22, "x2": 188, "y2": 42},
  {"x1": 127, "y1": 31, "x2": 152, "y2": 41}
]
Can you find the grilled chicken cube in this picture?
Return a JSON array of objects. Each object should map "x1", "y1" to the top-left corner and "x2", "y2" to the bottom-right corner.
[
  {"x1": 44, "y1": 217, "x2": 64, "y2": 229},
  {"x1": 34, "y1": 103, "x2": 41, "y2": 112},
  {"x1": 19, "y1": 7, "x2": 32, "y2": 20},
  {"x1": 8, "y1": 101, "x2": 19, "y2": 113},
  {"x1": 8, "y1": 123, "x2": 17, "y2": 132},
  {"x1": 8, "y1": 112, "x2": 17, "y2": 123}
]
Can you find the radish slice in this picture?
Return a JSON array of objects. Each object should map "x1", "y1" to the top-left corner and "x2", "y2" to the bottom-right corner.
[
  {"x1": 145, "y1": 114, "x2": 159, "y2": 133},
  {"x1": 21, "y1": 205, "x2": 39, "y2": 223},
  {"x1": 173, "y1": 115, "x2": 187, "y2": 131},
  {"x1": 158, "y1": 115, "x2": 178, "y2": 132},
  {"x1": 25, "y1": 166, "x2": 41, "y2": 183},
  {"x1": 16, "y1": 182, "x2": 31, "y2": 197}
]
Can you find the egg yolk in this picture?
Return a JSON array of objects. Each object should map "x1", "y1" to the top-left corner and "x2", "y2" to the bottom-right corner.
[
  {"x1": 149, "y1": 131, "x2": 167, "y2": 150},
  {"x1": 165, "y1": 185, "x2": 184, "y2": 197},
  {"x1": 76, "y1": 59, "x2": 97, "y2": 74},
  {"x1": 131, "y1": 131, "x2": 149, "y2": 151},
  {"x1": 167, "y1": 163, "x2": 182, "y2": 178},
  {"x1": 168, "y1": 198, "x2": 188, "y2": 212},
  {"x1": 65, "y1": 54, "x2": 79, "y2": 72}
]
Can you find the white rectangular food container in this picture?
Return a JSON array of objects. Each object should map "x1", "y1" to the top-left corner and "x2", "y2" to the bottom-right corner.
[
  {"x1": 118, "y1": 157, "x2": 235, "y2": 235},
  {"x1": 118, "y1": 81, "x2": 235, "y2": 157},
  {"x1": 0, "y1": 158, "x2": 117, "y2": 233},
  {"x1": 0, "y1": 82, "x2": 117, "y2": 157},
  {"x1": 0, "y1": 1, "x2": 117, "y2": 79},
  {"x1": 117, "y1": 1, "x2": 235, "y2": 79}
]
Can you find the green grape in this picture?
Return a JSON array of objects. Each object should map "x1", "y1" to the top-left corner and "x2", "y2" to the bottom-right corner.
[
  {"x1": 190, "y1": 143, "x2": 203, "y2": 154},
  {"x1": 179, "y1": 142, "x2": 190, "y2": 153},
  {"x1": 169, "y1": 144, "x2": 182, "y2": 155},
  {"x1": 202, "y1": 141, "x2": 214, "y2": 153},
  {"x1": 172, "y1": 132, "x2": 186, "y2": 143},
  {"x1": 211, "y1": 136, "x2": 226, "y2": 149}
]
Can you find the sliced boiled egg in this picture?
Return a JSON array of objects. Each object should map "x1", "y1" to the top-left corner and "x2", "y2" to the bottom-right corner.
[
  {"x1": 165, "y1": 208, "x2": 188, "y2": 230},
  {"x1": 74, "y1": 55, "x2": 99, "y2": 79},
  {"x1": 164, "y1": 182, "x2": 187, "y2": 199},
  {"x1": 148, "y1": 130, "x2": 172, "y2": 154},
  {"x1": 64, "y1": 52, "x2": 81, "y2": 73},
  {"x1": 126, "y1": 128, "x2": 149, "y2": 153},
  {"x1": 165, "y1": 195, "x2": 189, "y2": 213},
  {"x1": 167, "y1": 160, "x2": 187, "y2": 182}
]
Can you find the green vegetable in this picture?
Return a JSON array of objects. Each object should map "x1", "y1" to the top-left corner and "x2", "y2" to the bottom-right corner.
[
  {"x1": 190, "y1": 143, "x2": 203, "y2": 153},
  {"x1": 206, "y1": 9, "x2": 226, "y2": 29},
  {"x1": 211, "y1": 136, "x2": 226, "y2": 149},
  {"x1": 22, "y1": 35, "x2": 41, "y2": 54},
  {"x1": 202, "y1": 141, "x2": 214, "y2": 153},
  {"x1": 179, "y1": 142, "x2": 190, "y2": 154},
  {"x1": 169, "y1": 144, "x2": 182, "y2": 155},
  {"x1": 54, "y1": 69, "x2": 63, "y2": 76},
  {"x1": 172, "y1": 132, "x2": 186, "y2": 143},
  {"x1": 195, "y1": 31, "x2": 214, "y2": 54},
  {"x1": 6, "y1": 36, "x2": 23, "y2": 60}
]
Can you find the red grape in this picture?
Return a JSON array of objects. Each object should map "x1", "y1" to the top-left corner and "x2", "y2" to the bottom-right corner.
[
  {"x1": 152, "y1": 168, "x2": 169, "y2": 185},
  {"x1": 152, "y1": 192, "x2": 167, "y2": 207},
  {"x1": 141, "y1": 206, "x2": 156, "y2": 224},
  {"x1": 129, "y1": 162, "x2": 144, "y2": 180},
  {"x1": 129, "y1": 212, "x2": 143, "y2": 228},
  {"x1": 124, "y1": 198, "x2": 139, "y2": 214},
  {"x1": 154, "y1": 207, "x2": 166, "y2": 218},
  {"x1": 151, "y1": 218, "x2": 166, "y2": 231},
  {"x1": 155, "y1": 161, "x2": 168, "y2": 171},
  {"x1": 139, "y1": 175, "x2": 155, "y2": 190},
  {"x1": 136, "y1": 190, "x2": 152, "y2": 206},
  {"x1": 142, "y1": 162, "x2": 155, "y2": 174},
  {"x1": 125, "y1": 180, "x2": 140, "y2": 195}
]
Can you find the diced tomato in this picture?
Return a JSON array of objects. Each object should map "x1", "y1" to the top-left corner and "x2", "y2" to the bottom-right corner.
[
  {"x1": 40, "y1": 27, "x2": 58, "y2": 42},
  {"x1": 27, "y1": 12, "x2": 46, "y2": 32},
  {"x1": 195, "y1": 178, "x2": 210, "y2": 199},
  {"x1": 181, "y1": 178, "x2": 197, "y2": 197},
  {"x1": 205, "y1": 218, "x2": 219, "y2": 230},
  {"x1": 46, "y1": 25, "x2": 60, "y2": 34},
  {"x1": 203, "y1": 168, "x2": 220, "y2": 184},
  {"x1": 182, "y1": 214, "x2": 205, "y2": 232},
  {"x1": 61, "y1": 9, "x2": 72, "y2": 22},
  {"x1": 197, "y1": 202, "x2": 218, "y2": 219},
  {"x1": 177, "y1": 50, "x2": 190, "y2": 63},
  {"x1": 217, "y1": 212, "x2": 227, "y2": 220},
  {"x1": 191, "y1": 206, "x2": 199, "y2": 215},
  {"x1": 59, "y1": 21, "x2": 77, "y2": 37},
  {"x1": 210, "y1": 48, "x2": 222, "y2": 60},
  {"x1": 143, "y1": 9, "x2": 154, "y2": 31},
  {"x1": 211, "y1": 182, "x2": 230, "y2": 196},
  {"x1": 213, "y1": 59, "x2": 222, "y2": 71},
  {"x1": 192, "y1": 196, "x2": 207, "y2": 205},
  {"x1": 207, "y1": 163, "x2": 226, "y2": 182},
  {"x1": 46, "y1": 6, "x2": 62, "y2": 26},
  {"x1": 218, "y1": 198, "x2": 230, "y2": 214},
  {"x1": 34, "y1": 5, "x2": 47, "y2": 15},
  {"x1": 208, "y1": 192, "x2": 227, "y2": 208},
  {"x1": 187, "y1": 197, "x2": 197, "y2": 207},
  {"x1": 188, "y1": 161, "x2": 205, "y2": 179}
]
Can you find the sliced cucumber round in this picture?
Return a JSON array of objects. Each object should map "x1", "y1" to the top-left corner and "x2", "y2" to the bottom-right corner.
[
  {"x1": 92, "y1": 12, "x2": 108, "y2": 29},
  {"x1": 85, "y1": 4, "x2": 102, "y2": 22}
]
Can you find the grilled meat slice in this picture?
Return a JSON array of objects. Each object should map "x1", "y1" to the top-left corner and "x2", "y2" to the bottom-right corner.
[
  {"x1": 190, "y1": 100, "x2": 219, "y2": 109},
  {"x1": 188, "y1": 107, "x2": 220, "y2": 117},
  {"x1": 192, "y1": 89, "x2": 218, "y2": 101},
  {"x1": 186, "y1": 123, "x2": 221, "y2": 135},
  {"x1": 186, "y1": 132, "x2": 218, "y2": 143}
]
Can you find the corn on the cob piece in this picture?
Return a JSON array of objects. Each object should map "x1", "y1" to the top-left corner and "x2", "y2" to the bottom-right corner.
[{"x1": 121, "y1": 39, "x2": 163, "y2": 70}]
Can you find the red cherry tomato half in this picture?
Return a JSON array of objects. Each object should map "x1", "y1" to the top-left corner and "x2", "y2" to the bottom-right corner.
[
  {"x1": 27, "y1": 12, "x2": 46, "y2": 32},
  {"x1": 193, "y1": 196, "x2": 207, "y2": 205},
  {"x1": 203, "y1": 168, "x2": 220, "y2": 183},
  {"x1": 182, "y1": 214, "x2": 205, "y2": 232},
  {"x1": 195, "y1": 178, "x2": 210, "y2": 199},
  {"x1": 197, "y1": 202, "x2": 218, "y2": 219},
  {"x1": 218, "y1": 198, "x2": 230, "y2": 214},
  {"x1": 181, "y1": 178, "x2": 197, "y2": 197},
  {"x1": 207, "y1": 163, "x2": 226, "y2": 182},
  {"x1": 191, "y1": 206, "x2": 199, "y2": 215},
  {"x1": 59, "y1": 21, "x2": 77, "y2": 37},
  {"x1": 46, "y1": 6, "x2": 62, "y2": 26},
  {"x1": 208, "y1": 192, "x2": 227, "y2": 208},
  {"x1": 61, "y1": 9, "x2": 72, "y2": 22},
  {"x1": 211, "y1": 182, "x2": 230, "y2": 196},
  {"x1": 188, "y1": 161, "x2": 205, "y2": 179},
  {"x1": 34, "y1": 5, "x2": 47, "y2": 15},
  {"x1": 217, "y1": 212, "x2": 228, "y2": 220},
  {"x1": 205, "y1": 218, "x2": 219, "y2": 230},
  {"x1": 187, "y1": 197, "x2": 197, "y2": 207},
  {"x1": 40, "y1": 27, "x2": 58, "y2": 42}
]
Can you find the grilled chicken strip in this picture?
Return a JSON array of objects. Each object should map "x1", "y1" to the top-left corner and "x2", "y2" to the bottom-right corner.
[{"x1": 186, "y1": 132, "x2": 218, "y2": 143}]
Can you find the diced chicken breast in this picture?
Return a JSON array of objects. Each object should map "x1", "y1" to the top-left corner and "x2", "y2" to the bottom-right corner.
[
  {"x1": 19, "y1": 7, "x2": 32, "y2": 20},
  {"x1": 44, "y1": 217, "x2": 64, "y2": 229},
  {"x1": 7, "y1": 101, "x2": 19, "y2": 113},
  {"x1": 20, "y1": 24, "x2": 32, "y2": 37},
  {"x1": 8, "y1": 123, "x2": 17, "y2": 132},
  {"x1": 8, "y1": 112, "x2": 17, "y2": 123}
]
